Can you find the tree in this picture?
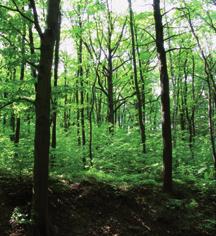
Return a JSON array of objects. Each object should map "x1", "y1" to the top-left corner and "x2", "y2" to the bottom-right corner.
[
  {"x1": 128, "y1": 0, "x2": 146, "y2": 154},
  {"x1": 0, "y1": 0, "x2": 215, "y2": 217},
  {"x1": 153, "y1": 0, "x2": 173, "y2": 192},
  {"x1": 31, "y1": 0, "x2": 61, "y2": 235},
  {"x1": 51, "y1": 10, "x2": 61, "y2": 162},
  {"x1": 181, "y1": 0, "x2": 216, "y2": 168}
]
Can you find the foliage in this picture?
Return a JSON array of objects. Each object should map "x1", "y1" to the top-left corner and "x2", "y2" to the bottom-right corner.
[{"x1": 0, "y1": 0, "x2": 215, "y2": 209}]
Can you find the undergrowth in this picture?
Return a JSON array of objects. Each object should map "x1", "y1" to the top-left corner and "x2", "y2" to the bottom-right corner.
[{"x1": 0, "y1": 124, "x2": 215, "y2": 192}]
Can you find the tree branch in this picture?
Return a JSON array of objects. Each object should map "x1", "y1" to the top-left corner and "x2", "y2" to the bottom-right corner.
[
  {"x1": 166, "y1": 47, "x2": 192, "y2": 53},
  {"x1": 29, "y1": 0, "x2": 43, "y2": 37},
  {"x1": 0, "y1": 97, "x2": 35, "y2": 110}
]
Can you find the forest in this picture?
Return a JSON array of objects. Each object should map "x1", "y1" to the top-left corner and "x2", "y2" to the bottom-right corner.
[{"x1": 0, "y1": 0, "x2": 215, "y2": 235}]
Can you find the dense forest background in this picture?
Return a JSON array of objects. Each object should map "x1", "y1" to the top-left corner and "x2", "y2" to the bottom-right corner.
[{"x1": 0, "y1": 0, "x2": 215, "y2": 235}]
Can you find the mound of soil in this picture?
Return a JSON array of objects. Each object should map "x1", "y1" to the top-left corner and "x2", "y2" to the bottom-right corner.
[{"x1": 0, "y1": 175, "x2": 215, "y2": 236}]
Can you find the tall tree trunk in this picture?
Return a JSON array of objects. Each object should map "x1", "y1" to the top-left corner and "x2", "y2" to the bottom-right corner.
[
  {"x1": 63, "y1": 65, "x2": 70, "y2": 132},
  {"x1": 134, "y1": 25, "x2": 147, "y2": 153},
  {"x1": 51, "y1": 12, "x2": 61, "y2": 160},
  {"x1": 77, "y1": 12, "x2": 86, "y2": 164},
  {"x1": 15, "y1": 27, "x2": 26, "y2": 158},
  {"x1": 128, "y1": 0, "x2": 146, "y2": 154},
  {"x1": 191, "y1": 56, "x2": 196, "y2": 138},
  {"x1": 207, "y1": 81, "x2": 216, "y2": 168},
  {"x1": 80, "y1": 67, "x2": 86, "y2": 152},
  {"x1": 89, "y1": 78, "x2": 97, "y2": 166},
  {"x1": 153, "y1": 0, "x2": 173, "y2": 192},
  {"x1": 32, "y1": 0, "x2": 60, "y2": 235},
  {"x1": 107, "y1": 52, "x2": 115, "y2": 132},
  {"x1": 76, "y1": 86, "x2": 81, "y2": 146},
  {"x1": 183, "y1": 58, "x2": 194, "y2": 157},
  {"x1": 10, "y1": 69, "x2": 16, "y2": 135},
  {"x1": 164, "y1": 1, "x2": 177, "y2": 147},
  {"x1": 106, "y1": 2, "x2": 115, "y2": 133},
  {"x1": 95, "y1": 92, "x2": 102, "y2": 125}
]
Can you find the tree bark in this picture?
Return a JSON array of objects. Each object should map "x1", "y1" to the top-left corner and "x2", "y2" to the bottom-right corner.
[
  {"x1": 14, "y1": 27, "x2": 26, "y2": 161},
  {"x1": 153, "y1": 0, "x2": 173, "y2": 192},
  {"x1": 51, "y1": 11, "x2": 61, "y2": 160},
  {"x1": 128, "y1": 0, "x2": 146, "y2": 154},
  {"x1": 77, "y1": 9, "x2": 86, "y2": 164},
  {"x1": 32, "y1": 0, "x2": 60, "y2": 235}
]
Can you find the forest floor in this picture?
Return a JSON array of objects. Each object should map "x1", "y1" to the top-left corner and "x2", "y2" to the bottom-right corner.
[{"x1": 0, "y1": 173, "x2": 216, "y2": 236}]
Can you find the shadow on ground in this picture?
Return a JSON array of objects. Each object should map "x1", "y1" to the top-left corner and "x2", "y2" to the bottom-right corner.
[{"x1": 0, "y1": 173, "x2": 215, "y2": 236}]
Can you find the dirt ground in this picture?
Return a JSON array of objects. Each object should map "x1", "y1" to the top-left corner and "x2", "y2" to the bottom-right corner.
[{"x1": 0, "y1": 174, "x2": 215, "y2": 236}]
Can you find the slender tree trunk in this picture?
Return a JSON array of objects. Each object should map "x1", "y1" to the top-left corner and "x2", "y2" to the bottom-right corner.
[
  {"x1": 106, "y1": 3, "x2": 115, "y2": 133},
  {"x1": 10, "y1": 69, "x2": 16, "y2": 135},
  {"x1": 107, "y1": 53, "x2": 115, "y2": 133},
  {"x1": 128, "y1": 0, "x2": 146, "y2": 154},
  {"x1": 15, "y1": 27, "x2": 26, "y2": 159},
  {"x1": 191, "y1": 56, "x2": 196, "y2": 137},
  {"x1": 183, "y1": 58, "x2": 194, "y2": 157},
  {"x1": 153, "y1": 0, "x2": 173, "y2": 192},
  {"x1": 89, "y1": 78, "x2": 97, "y2": 166},
  {"x1": 77, "y1": 19, "x2": 86, "y2": 164},
  {"x1": 134, "y1": 25, "x2": 147, "y2": 153},
  {"x1": 164, "y1": 1, "x2": 177, "y2": 147},
  {"x1": 207, "y1": 81, "x2": 216, "y2": 168},
  {"x1": 63, "y1": 66, "x2": 70, "y2": 132},
  {"x1": 96, "y1": 92, "x2": 102, "y2": 125},
  {"x1": 51, "y1": 12, "x2": 61, "y2": 159},
  {"x1": 76, "y1": 86, "x2": 81, "y2": 146}
]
